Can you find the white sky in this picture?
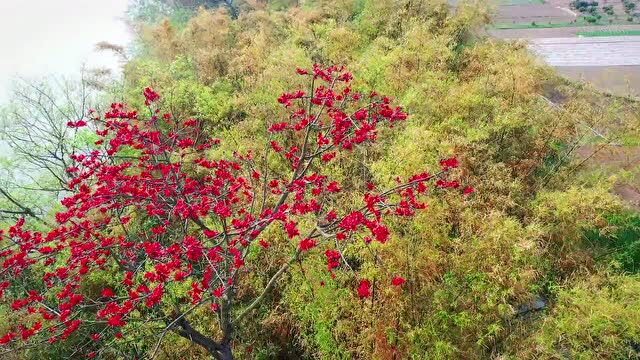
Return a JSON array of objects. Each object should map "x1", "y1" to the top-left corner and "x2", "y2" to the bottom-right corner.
[{"x1": 0, "y1": 0, "x2": 132, "y2": 103}]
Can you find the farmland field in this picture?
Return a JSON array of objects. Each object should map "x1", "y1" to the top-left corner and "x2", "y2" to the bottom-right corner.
[
  {"x1": 490, "y1": 1, "x2": 640, "y2": 98},
  {"x1": 493, "y1": 0, "x2": 640, "y2": 29},
  {"x1": 491, "y1": 24, "x2": 640, "y2": 38},
  {"x1": 530, "y1": 37, "x2": 640, "y2": 66},
  {"x1": 577, "y1": 29, "x2": 640, "y2": 36},
  {"x1": 493, "y1": 3, "x2": 576, "y2": 26},
  {"x1": 555, "y1": 66, "x2": 640, "y2": 98}
]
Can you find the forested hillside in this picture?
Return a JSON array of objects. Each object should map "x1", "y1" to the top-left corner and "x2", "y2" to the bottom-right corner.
[{"x1": 0, "y1": 1, "x2": 639, "y2": 359}]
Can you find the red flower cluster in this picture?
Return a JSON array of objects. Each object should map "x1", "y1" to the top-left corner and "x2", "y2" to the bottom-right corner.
[
  {"x1": 298, "y1": 238, "x2": 317, "y2": 252},
  {"x1": 391, "y1": 276, "x2": 406, "y2": 287},
  {"x1": 66, "y1": 120, "x2": 87, "y2": 128},
  {"x1": 143, "y1": 86, "x2": 160, "y2": 106},
  {"x1": 439, "y1": 157, "x2": 459, "y2": 170},
  {"x1": 325, "y1": 249, "x2": 341, "y2": 272},
  {"x1": 357, "y1": 280, "x2": 371, "y2": 298},
  {"x1": 277, "y1": 90, "x2": 305, "y2": 108}
]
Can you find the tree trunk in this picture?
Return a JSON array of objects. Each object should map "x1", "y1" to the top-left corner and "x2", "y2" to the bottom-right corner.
[
  {"x1": 216, "y1": 341, "x2": 233, "y2": 360},
  {"x1": 222, "y1": 0, "x2": 239, "y2": 19},
  {"x1": 216, "y1": 297, "x2": 234, "y2": 359},
  {"x1": 174, "y1": 317, "x2": 234, "y2": 360}
]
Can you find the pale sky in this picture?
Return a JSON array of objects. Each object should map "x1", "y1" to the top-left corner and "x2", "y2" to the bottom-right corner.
[{"x1": 0, "y1": 0, "x2": 132, "y2": 103}]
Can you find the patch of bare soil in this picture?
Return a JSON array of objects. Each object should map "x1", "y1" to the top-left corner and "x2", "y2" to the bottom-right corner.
[
  {"x1": 576, "y1": 145, "x2": 640, "y2": 169},
  {"x1": 576, "y1": 145, "x2": 640, "y2": 210},
  {"x1": 555, "y1": 66, "x2": 640, "y2": 99},
  {"x1": 614, "y1": 184, "x2": 640, "y2": 210}
]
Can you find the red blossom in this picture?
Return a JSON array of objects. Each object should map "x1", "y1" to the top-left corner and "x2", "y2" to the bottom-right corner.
[
  {"x1": 101, "y1": 288, "x2": 115, "y2": 298},
  {"x1": 371, "y1": 224, "x2": 389, "y2": 243},
  {"x1": 298, "y1": 238, "x2": 317, "y2": 252},
  {"x1": 325, "y1": 249, "x2": 341, "y2": 271},
  {"x1": 143, "y1": 87, "x2": 160, "y2": 105},
  {"x1": 284, "y1": 221, "x2": 300, "y2": 239},
  {"x1": 213, "y1": 286, "x2": 224, "y2": 298},
  {"x1": 183, "y1": 236, "x2": 203, "y2": 261},
  {"x1": 66, "y1": 120, "x2": 87, "y2": 128},
  {"x1": 439, "y1": 157, "x2": 459, "y2": 170},
  {"x1": 268, "y1": 122, "x2": 288, "y2": 133},
  {"x1": 339, "y1": 211, "x2": 366, "y2": 231},
  {"x1": 0, "y1": 332, "x2": 16, "y2": 345},
  {"x1": 145, "y1": 284, "x2": 164, "y2": 308},
  {"x1": 107, "y1": 315, "x2": 126, "y2": 327},
  {"x1": 436, "y1": 179, "x2": 460, "y2": 189},
  {"x1": 357, "y1": 280, "x2": 371, "y2": 298},
  {"x1": 391, "y1": 276, "x2": 406, "y2": 287},
  {"x1": 277, "y1": 91, "x2": 305, "y2": 108},
  {"x1": 326, "y1": 181, "x2": 341, "y2": 193},
  {"x1": 61, "y1": 319, "x2": 81, "y2": 339},
  {"x1": 184, "y1": 118, "x2": 198, "y2": 127},
  {"x1": 203, "y1": 229, "x2": 219, "y2": 238},
  {"x1": 178, "y1": 137, "x2": 195, "y2": 149}
]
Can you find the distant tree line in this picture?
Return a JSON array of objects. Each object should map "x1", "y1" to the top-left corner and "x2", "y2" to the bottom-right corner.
[{"x1": 129, "y1": 0, "x2": 241, "y2": 22}]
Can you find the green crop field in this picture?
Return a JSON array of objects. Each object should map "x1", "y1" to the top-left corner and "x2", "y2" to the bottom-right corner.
[
  {"x1": 492, "y1": 17, "x2": 635, "y2": 30},
  {"x1": 492, "y1": 20, "x2": 602, "y2": 30},
  {"x1": 577, "y1": 30, "x2": 640, "y2": 36}
]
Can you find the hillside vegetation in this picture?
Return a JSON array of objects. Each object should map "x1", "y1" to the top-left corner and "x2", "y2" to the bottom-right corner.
[{"x1": 1, "y1": 0, "x2": 639, "y2": 359}]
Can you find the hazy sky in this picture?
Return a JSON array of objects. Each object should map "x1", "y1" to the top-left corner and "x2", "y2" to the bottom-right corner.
[{"x1": 0, "y1": 0, "x2": 132, "y2": 103}]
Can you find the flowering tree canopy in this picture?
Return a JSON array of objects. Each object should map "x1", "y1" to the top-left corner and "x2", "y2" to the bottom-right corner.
[{"x1": 0, "y1": 65, "x2": 469, "y2": 360}]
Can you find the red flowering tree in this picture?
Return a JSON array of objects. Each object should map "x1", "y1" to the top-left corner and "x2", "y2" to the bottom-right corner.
[{"x1": 0, "y1": 65, "x2": 467, "y2": 359}]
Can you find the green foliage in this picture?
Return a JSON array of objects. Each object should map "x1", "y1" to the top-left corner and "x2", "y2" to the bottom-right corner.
[
  {"x1": 534, "y1": 275, "x2": 640, "y2": 359},
  {"x1": 122, "y1": 56, "x2": 237, "y2": 127},
  {"x1": 587, "y1": 211, "x2": 640, "y2": 274},
  {"x1": 3, "y1": 0, "x2": 639, "y2": 358},
  {"x1": 85, "y1": 1, "x2": 640, "y2": 357},
  {"x1": 533, "y1": 184, "x2": 622, "y2": 245},
  {"x1": 129, "y1": 0, "x2": 196, "y2": 27}
]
